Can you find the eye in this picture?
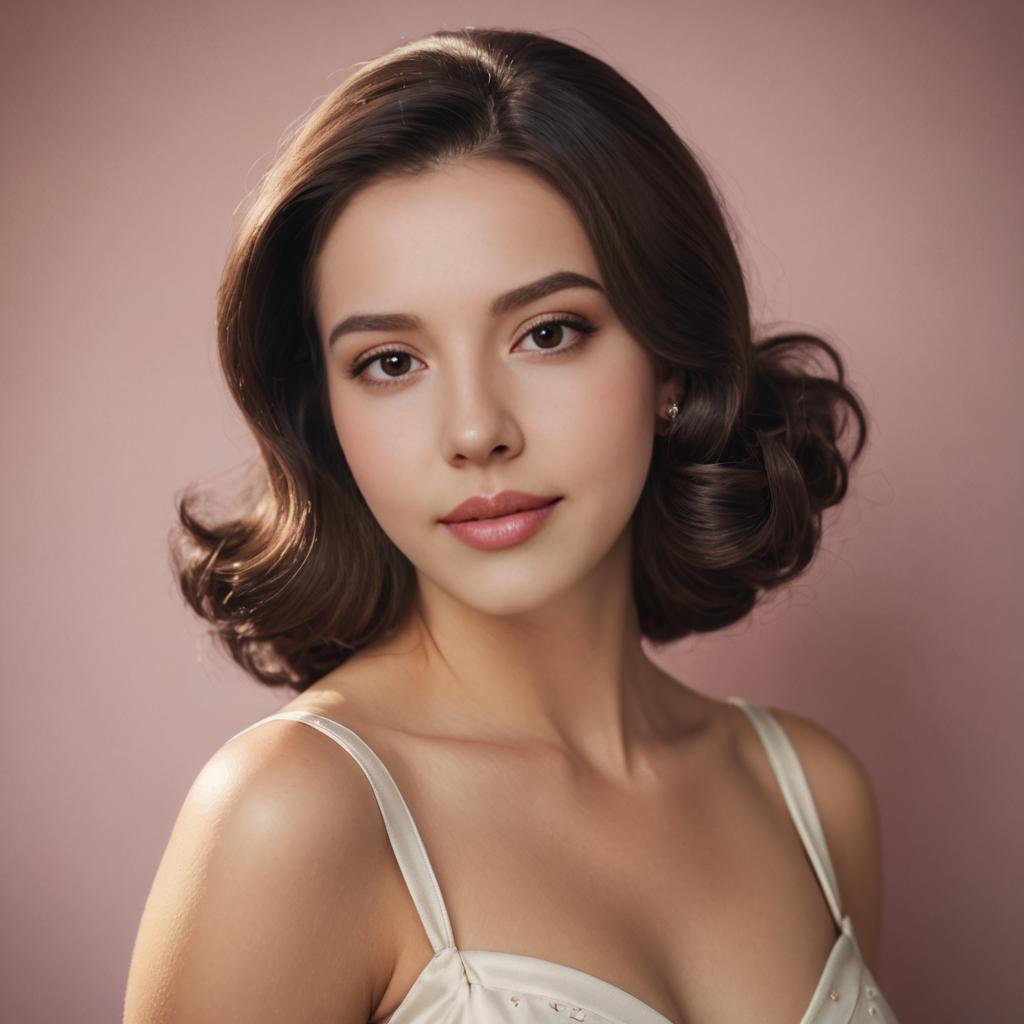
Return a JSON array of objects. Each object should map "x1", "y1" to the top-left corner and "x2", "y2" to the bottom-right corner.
[
  {"x1": 515, "y1": 314, "x2": 598, "y2": 355},
  {"x1": 346, "y1": 349, "x2": 427, "y2": 386},
  {"x1": 346, "y1": 314, "x2": 598, "y2": 388}
]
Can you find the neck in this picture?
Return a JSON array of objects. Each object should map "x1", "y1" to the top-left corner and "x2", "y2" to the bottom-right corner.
[{"x1": 378, "y1": 535, "x2": 682, "y2": 781}]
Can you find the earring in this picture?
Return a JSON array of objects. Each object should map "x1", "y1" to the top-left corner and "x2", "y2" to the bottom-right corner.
[{"x1": 667, "y1": 399, "x2": 679, "y2": 420}]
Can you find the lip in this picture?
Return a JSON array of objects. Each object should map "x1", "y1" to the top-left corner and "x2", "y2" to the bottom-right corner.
[
  {"x1": 440, "y1": 490, "x2": 561, "y2": 524},
  {"x1": 441, "y1": 498, "x2": 562, "y2": 551}
]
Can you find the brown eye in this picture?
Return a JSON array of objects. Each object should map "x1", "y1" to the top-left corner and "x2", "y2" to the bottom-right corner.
[
  {"x1": 379, "y1": 352, "x2": 413, "y2": 376},
  {"x1": 531, "y1": 322, "x2": 568, "y2": 349},
  {"x1": 517, "y1": 315, "x2": 598, "y2": 354},
  {"x1": 349, "y1": 348, "x2": 426, "y2": 385}
]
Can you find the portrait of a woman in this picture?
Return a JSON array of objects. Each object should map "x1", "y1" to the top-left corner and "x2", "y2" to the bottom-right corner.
[{"x1": 123, "y1": 27, "x2": 898, "y2": 1023}]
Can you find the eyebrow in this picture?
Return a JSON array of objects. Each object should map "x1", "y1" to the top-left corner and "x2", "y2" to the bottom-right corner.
[{"x1": 326, "y1": 270, "x2": 605, "y2": 348}]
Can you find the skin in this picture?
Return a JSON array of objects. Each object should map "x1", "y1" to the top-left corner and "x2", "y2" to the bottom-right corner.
[{"x1": 123, "y1": 156, "x2": 884, "y2": 1024}]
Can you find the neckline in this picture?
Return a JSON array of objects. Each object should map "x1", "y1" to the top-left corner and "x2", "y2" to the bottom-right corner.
[{"x1": 382, "y1": 917, "x2": 858, "y2": 1024}]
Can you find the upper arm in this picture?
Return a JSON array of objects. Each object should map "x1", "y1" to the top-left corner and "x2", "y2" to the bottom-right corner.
[
  {"x1": 768, "y1": 707, "x2": 885, "y2": 975},
  {"x1": 123, "y1": 720, "x2": 397, "y2": 1024}
]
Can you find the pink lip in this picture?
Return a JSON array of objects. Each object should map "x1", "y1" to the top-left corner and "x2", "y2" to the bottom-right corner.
[{"x1": 441, "y1": 497, "x2": 562, "y2": 551}]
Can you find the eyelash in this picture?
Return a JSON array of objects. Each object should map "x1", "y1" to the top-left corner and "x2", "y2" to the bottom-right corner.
[{"x1": 345, "y1": 314, "x2": 598, "y2": 389}]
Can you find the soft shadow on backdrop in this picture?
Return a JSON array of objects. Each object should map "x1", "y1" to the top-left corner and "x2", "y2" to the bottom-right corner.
[{"x1": 1, "y1": 2, "x2": 1020, "y2": 1022}]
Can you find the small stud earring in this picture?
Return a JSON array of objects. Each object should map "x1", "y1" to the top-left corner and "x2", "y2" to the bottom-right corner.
[{"x1": 667, "y1": 399, "x2": 679, "y2": 420}]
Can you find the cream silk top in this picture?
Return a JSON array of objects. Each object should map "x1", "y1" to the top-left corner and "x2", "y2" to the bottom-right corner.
[{"x1": 230, "y1": 696, "x2": 899, "y2": 1023}]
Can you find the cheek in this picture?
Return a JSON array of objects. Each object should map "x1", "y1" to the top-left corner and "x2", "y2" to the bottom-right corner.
[
  {"x1": 569, "y1": 345, "x2": 658, "y2": 496},
  {"x1": 328, "y1": 389, "x2": 424, "y2": 528}
]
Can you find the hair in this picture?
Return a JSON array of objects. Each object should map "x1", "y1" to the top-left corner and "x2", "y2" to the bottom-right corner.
[{"x1": 172, "y1": 26, "x2": 869, "y2": 691}]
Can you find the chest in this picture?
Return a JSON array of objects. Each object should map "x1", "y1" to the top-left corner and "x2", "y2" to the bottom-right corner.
[{"x1": 380, "y1": 743, "x2": 840, "y2": 1024}]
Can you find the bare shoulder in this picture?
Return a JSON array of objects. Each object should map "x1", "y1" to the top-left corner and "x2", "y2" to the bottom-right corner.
[
  {"x1": 747, "y1": 702, "x2": 885, "y2": 974},
  {"x1": 123, "y1": 712, "x2": 398, "y2": 1024}
]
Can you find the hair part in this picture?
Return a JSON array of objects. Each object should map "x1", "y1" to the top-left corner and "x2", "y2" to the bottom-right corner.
[{"x1": 171, "y1": 26, "x2": 869, "y2": 690}]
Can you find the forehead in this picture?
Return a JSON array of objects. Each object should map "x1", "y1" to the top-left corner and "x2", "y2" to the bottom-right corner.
[{"x1": 313, "y1": 158, "x2": 600, "y2": 316}]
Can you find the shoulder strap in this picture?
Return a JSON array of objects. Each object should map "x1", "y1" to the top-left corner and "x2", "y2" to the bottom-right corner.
[
  {"x1": 228, "y1": 710, "x2": 455, "y2": 953},
  {"x1": 726, "y1": 697, "x2": 845, "y2": 928}
]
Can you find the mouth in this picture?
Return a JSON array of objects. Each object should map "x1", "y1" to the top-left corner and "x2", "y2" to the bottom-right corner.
[{"x1": 440, "y1": 496, "x2": 563, "y2": 550}]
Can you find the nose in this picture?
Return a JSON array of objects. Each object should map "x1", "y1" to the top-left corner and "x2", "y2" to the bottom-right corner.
[{"x1": 439, "y1": 358, "x2": 524, "y2": 467}]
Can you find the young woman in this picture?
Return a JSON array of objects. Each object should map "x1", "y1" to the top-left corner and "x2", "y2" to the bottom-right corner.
[{"x1": 124, "y1": 27, "x2": 898, "y2": 1024}]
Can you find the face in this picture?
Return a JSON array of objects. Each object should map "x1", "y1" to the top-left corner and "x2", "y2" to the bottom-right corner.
[{"x1": 312, "y1": 157, "x2": 673, "y2": 617}]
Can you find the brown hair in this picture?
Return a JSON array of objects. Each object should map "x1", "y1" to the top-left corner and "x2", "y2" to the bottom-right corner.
[{"x1": 172, "y1": 27, "x2": 868, "y2": 691}]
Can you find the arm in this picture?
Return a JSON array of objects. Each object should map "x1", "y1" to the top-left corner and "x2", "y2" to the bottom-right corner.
[
  {"x1": 123, "y1": 719, "x2": 397, "y2": 1024},
  {"x1": 768, "y1": 707, "x2": 885, "y2": 975}
]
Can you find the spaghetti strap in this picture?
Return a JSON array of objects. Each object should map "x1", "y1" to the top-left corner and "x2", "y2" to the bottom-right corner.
[
  {"x1": 227, "y1": 710, "x2": 455, "y2": 954},
  {"x1": 726, "y1": 697, "x2": 846, "y2": 929}
]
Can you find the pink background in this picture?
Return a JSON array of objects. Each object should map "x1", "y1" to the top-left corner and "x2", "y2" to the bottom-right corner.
[{"x1": 3, "y1": 2, "x2": 1021, "y2": 1021}]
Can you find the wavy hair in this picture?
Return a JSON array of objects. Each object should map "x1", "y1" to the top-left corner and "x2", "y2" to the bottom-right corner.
[{"x1": 172, "y1": 26, "x2": 869, "y2": 690}]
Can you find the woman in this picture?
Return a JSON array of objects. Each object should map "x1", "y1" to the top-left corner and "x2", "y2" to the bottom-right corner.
[{"x1": 124, "y1": 27, "x2": 898, "y2": 1024}]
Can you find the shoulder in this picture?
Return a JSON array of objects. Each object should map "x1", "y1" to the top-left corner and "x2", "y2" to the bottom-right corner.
[
  {"x1": 752, "y1": 703, "x2": 885, "y2": 973},
  {"x1": 763, "y1": 705, "x2": 881, "y2": 829},
  {"x1": 199, "y1": 710, "x2": 398, "y2": 877},
  {"x1": 123, "y1": 712, "x2": 397, "y2": 1023}
]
